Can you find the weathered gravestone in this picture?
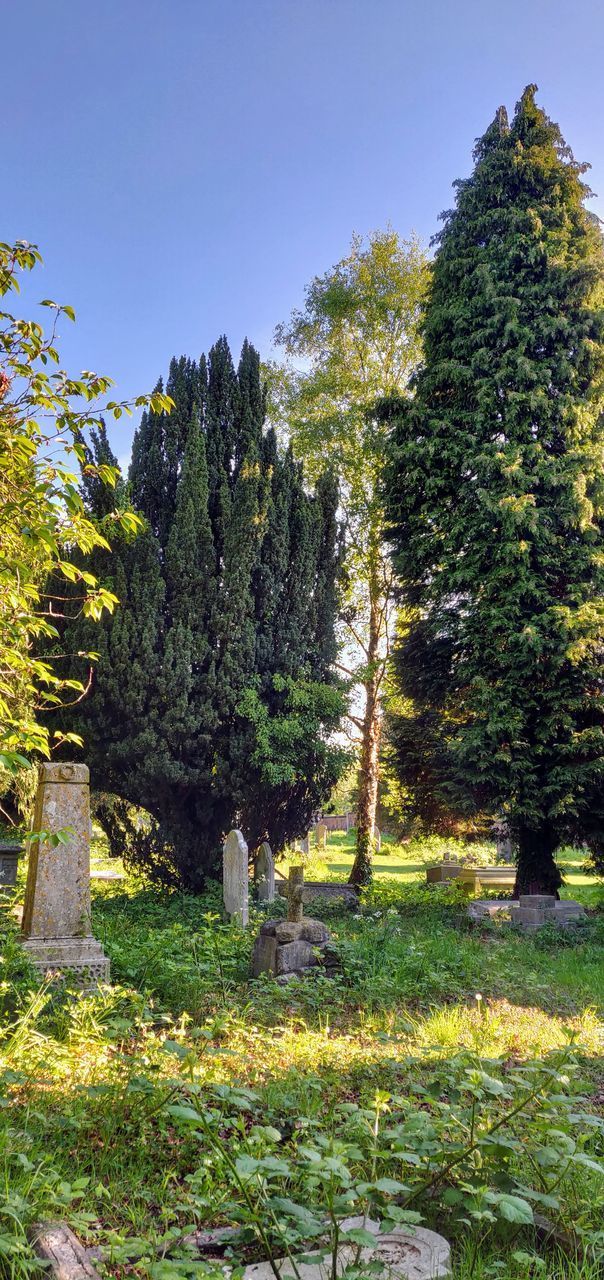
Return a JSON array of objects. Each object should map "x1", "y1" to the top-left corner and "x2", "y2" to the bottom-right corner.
[
  {"x1": 300, "y1": 832, "x2": 311, "y2": 857},
  {"x1": 314, "y1": 822, "x2": 328, "y2": 851},
  {"x1": 251, "y1": 865, "x2": 338, "y2": 980},
  {"x1": 0, "y1": 840, "x2": 24, "y2": 896},
  {"x1": 254, "y1": 841, "x2": 275, "y2": 903},
  {"x1": 223, "y1": 829, "x2": 249, "y2": 925},
  {"x1": 20, "y1": 763, "x2": 110, "y2": 981},
  {"x1": 491, "y1": 817, "x2": 512, "y2": 862}
]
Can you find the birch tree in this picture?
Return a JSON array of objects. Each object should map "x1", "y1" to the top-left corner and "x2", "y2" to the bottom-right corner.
[{"x1": 273, "y1": 230, "x2": 428, "y2": 883}]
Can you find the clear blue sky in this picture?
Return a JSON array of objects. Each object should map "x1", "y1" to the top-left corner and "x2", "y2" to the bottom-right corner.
[{"x1": 6, "y1": 0, "x2": 604, "y2": 465}]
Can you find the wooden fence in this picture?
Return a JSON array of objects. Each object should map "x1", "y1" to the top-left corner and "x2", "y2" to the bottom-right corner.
[{"x1": 316, "y1": 812, "x2": 355, "y2": 833}]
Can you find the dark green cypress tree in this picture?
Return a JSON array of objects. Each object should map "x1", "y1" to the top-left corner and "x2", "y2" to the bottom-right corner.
[
  {"x1": 58, "y1": 338, "x2": 345, "y2": 887},
  {"x1": 312, "y1": 468, "x2": 341, "y2": 677},
  {"x1": 384, "y1": 87, "x2": 604, "y2": 894}
]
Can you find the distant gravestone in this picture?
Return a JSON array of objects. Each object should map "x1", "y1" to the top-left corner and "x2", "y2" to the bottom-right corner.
[
  {"x1": 0, "y1": 840, "x2": 24, "y2": 896},
  {"x1": 20, "y1": 763, "x2": 110, "y2": 982},
  {"x1": 301, "y1": 832, "x2": 311, "y2": 856},
  {"x1": 314, "y1": 822, "x2": 328, "y2": 851},
  {"x1": 255, "y1": 842, "x2": 275, "y2": 903},
  {"x1": 223, "y1": 829, "x2": 249, "y2": 925},
  {"x1": 491, "y1": 818, "x2": 512, "y2": 862},
  {"x1": 373, "y1": 827, "x2": 381, "y2": 853}
]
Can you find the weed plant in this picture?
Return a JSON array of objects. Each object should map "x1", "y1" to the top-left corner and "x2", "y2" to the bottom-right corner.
[{"x1": 0, "y1": 838, "x2": 602, "y2": 1278}]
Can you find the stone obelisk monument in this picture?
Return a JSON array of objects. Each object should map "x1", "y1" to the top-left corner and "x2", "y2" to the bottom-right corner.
[{"x1": 20, "y1": 763, "x2": 110, "y2": 981}]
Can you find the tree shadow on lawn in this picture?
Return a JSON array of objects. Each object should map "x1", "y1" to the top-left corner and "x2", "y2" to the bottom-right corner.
[{"x1": 325, "y1": 861, "x2": 427, "y2": 877}]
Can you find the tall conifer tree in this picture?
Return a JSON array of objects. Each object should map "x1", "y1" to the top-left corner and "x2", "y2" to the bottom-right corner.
[
  {"x1": 59, "y1": 339, "x2": 344, "y2": 888},
  {"x1": 384, "y1": 87, "x2": 604, "y2": 894}
]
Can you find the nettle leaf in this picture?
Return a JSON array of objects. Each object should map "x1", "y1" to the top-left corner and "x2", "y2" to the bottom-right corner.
[
  {"x1": 475, "y1": 1072, "x2": 508, "y2": 1096},
  {"x1": 166, "y1": 1105, "x2": 203, "y2": 1125},
  {"x1": 270, "y1": 1198, "x2": 321, "y2": 1227},
  {"x1": 512, "y1": 1252, "x2": 546, "y2": 1271},
  {"x1": 162, "y1": 1041, "x2": 191, "y2": 1061},
  {"x1": 571, "y1": 1152, "x2": 604, "y2": 1175},
  {"x1": 234, "y1": 1155, "x2": 261, "y2": 1177},
  {"x1": 373, "y1": 1178, "x2": 408, "y2": 1195},
  {"x1": 258, "y1": 1156, "x2": 291, "y2": 1175},
  {"x1": 341, "y1": 1228, "x2": 379, "y2": 1247},
  {"x1": 492, "y1": 1194, "x2": 534, "y2": 1225}
]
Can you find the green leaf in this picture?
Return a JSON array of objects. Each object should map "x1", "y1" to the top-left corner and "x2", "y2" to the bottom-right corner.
[
  {"x1": 493, "y1": 1195, "x2": 534, "y2": 1225},
  {"x1": 373, "y1": 1177, "x2": 408, "y2": 1194},
  {"x1": 165, "y1": 1105, "x2": 202, "y2": 1125},
  {"x1": 341, "y1": 1228, "x2": 378, "y2": 1247}
]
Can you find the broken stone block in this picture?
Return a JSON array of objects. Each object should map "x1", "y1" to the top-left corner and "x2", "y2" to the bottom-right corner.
[
  {"x1": 276, "y1": 939, "x2": 318, "y2": 974},
  {"x1": 517, "y1": 908, "x2": 547, "y2": 928},
  {"x1": 275, "y1": 920, "x2": 302, "y2": 943},
  {"x1": 250, "y1": 934, "x2": 278, "y2": 978},
  {"x1": 300, "y1": 920, "x2": 330, "y2": 945},
  {"x1": 260, "y1": 919, "x2": 279, "y2": 936}
]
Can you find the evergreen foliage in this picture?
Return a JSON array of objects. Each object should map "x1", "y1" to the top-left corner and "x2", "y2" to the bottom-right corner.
[
  {"x1": 384, "y1": 87, "x2": 604, "y2": 894},
  {"x1": 60, "y1": 340, "x2": 345, "y2": 888}
]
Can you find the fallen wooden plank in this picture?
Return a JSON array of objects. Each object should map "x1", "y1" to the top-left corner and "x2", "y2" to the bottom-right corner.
[{"x1": 28, "y1": 1222, "x2": 102, "y2": 1280}]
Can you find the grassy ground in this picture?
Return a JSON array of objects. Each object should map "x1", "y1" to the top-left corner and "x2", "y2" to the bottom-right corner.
[
  {"x1": 301, "y1": 830, "x2": 602, "y2": 905},
  {"x1": 0, "y1": 832, "x2": 602, "y2": 1279}
]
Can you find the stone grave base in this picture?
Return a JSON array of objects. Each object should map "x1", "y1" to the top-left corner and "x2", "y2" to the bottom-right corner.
[
  {"x1": 251, "y1": 917, "x2": 338, "y2": 980},
  {"x1": 242, "y1": 1216, "x2": 451, "y2": 1280},
  {"x1": 20, "y1": 936, "x2": 110, "y2": 983},
  {"x1": 468, "y1": 899, "x2": 515, "y2": 920},
  {"x1": 277, "y1": 881, "x2": 358, "y2": 908},
  {"x1": 469, "y1": 895, "x2": 587, "y2": 931}
]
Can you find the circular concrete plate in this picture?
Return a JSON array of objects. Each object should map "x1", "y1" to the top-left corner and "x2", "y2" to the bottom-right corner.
[{"x1": 242, "y1": 1217, "x2": 451, "y2": 1280}]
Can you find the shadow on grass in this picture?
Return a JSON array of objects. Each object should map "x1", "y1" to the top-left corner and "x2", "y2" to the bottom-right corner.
[{"x1": 325, "y1": 861, "x2": 428, "y2": 877}]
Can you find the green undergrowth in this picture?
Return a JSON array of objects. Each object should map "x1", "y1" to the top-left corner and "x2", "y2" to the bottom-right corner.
[{"x1": 0, "y1": 842, "x2": 602, "y2": 1278}]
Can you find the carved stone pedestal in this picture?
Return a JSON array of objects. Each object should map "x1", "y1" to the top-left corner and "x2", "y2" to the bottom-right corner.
[
  {"x1": 21, "y1": 936, "x2": 110, "y2": 982},
  {"x1": 20, "y1": 763, "x2": 110, "y2": 984}
]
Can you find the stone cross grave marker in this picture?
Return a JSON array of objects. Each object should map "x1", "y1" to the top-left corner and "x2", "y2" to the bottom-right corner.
[
  {"x1": 255, "y1": 841, "x2": 275, "y2": 903},
  {"x1": 286, "y1": 865, "x2": 304, "y2": 923},
  {"x1": 20, "y1": 762, "x2": 110, "y2": 982},
  {"x1": 223, "y1": 829, "x2": 249, "y2": 925}
]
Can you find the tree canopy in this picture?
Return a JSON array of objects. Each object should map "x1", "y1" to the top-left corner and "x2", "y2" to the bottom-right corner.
[
  {"x1": 384, "y1": 87, "x2": 604, "y2": 893},
  {"x1": 0, "y1": 239, "x2": 170, "y2": 784},
  {"x1": 58, "y1": 339, "x2": 346, "y2": 888}
]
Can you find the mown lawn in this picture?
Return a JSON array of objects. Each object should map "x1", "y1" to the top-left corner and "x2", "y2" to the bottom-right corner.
[{"x1": 0, "y1": 833, "x2": 602, "y2": 1279}]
